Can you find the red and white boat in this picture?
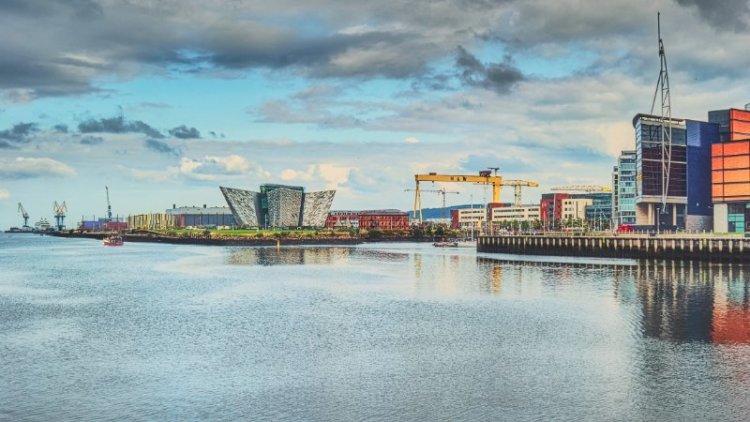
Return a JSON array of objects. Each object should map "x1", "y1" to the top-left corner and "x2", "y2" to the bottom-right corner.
[{"x1": 103, "y1": 235, "x2": 124, "y2": 246}]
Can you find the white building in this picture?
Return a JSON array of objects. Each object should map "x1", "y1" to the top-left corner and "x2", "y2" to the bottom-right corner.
[
  {"x1": 491, "y1": 205, "x2": 541, "y2": 223},
  {"x1": 561, "y1": 198, "x2": 592, "y2": 221},
  {"x1": 453, "y1": 208, "x2": 485, "y2": 230}
]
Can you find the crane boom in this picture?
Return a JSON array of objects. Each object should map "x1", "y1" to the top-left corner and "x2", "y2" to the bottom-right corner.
[
  {"x1": 501, "y1": 180, "x2": 539, "y2": 207},
  {"x1": 18, "y1": 202, "x2": 29, "y2": 227},
  {"x1": 413, "y1": 173, "x2": 502, "y2": 224},
  {"x1": 551, "y1": 185, "x2": 612, "y2": 193}
]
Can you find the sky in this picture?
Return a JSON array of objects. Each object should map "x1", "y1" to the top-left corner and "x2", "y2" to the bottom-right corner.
[{"x1": 1, "y1": 0, "x2": 750, "y2": 228}]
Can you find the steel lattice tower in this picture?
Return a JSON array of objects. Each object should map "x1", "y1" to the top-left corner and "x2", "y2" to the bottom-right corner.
[{"x1": 650, "y1": 12, "x2": 672, "y2": 218}]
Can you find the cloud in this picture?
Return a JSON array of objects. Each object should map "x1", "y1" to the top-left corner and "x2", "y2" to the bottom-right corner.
[
  {"x1": 674, "y1": 0, "x2": 750, "y2": 31},
  {"x1": 455, "y1": 46, "x2": 524, "y2": 94},
  {"x1": 0, "y1": 122, "x2": 38, "y2": 148},
  {"x1": 78, "y1": 115, "x2": 163, "y2": 138},
  {"x1": 53, "y1": 124, "x2": 68, "y2": 133},
  {"x1": 79, "y1": 135, "x2": 103, "y2": 145},
  {"x1": 0, "y1": 157, "x2": 76, "y2": 179},
  {"x1": 168, "y1": 125, "x2": 201, "y2": 139},
  {"x1": 404, "y1": 136, "x2": 420, "y2": 144},
  {"x1": 0, "y1": 189, "x2": 9, "y2": 200},
  {"x1": 127, "y1": 154, "x2": 267, "y2": 182},
  {"x1": 144, "y1": 138, "x2": 181, "y2": 156},
  {"x1": 279, "y1": 164, "x2": 352, "y2": 190}
]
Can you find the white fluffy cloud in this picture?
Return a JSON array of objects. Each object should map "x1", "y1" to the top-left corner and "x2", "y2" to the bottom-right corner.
[
  {"x1": 0, "y1": 157, "x2": 76, "y2": 179},
  {"x1": 0, "y1": 189, "x2": 9, "y2": 200}
]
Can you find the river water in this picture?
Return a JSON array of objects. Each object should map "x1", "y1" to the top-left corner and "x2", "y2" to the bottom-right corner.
[{"x1": 2, "y1": 234, "x2": 750, "y2": 421}]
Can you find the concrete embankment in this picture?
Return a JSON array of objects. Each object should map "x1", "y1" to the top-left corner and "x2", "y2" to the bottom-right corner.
[
  {"x1": 478, "y1": 235, "x2": 750, "y2": 262},
  {"x1": 51, "y1": 231, "x2": 364, "y2": 246}
]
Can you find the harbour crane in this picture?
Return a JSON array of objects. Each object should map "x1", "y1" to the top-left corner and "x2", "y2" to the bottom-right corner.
[
  {"x1": 17, "y1": 202, "x2": 29, "y2": 227},
  {"x1": 404, "y1": 188, "x2": 459, "y2": 220},
  {"x1": 551, "y1": 185, "x2": 612, "y2": 193},
  {"x1": 105, "y1": 186, "x2": 112, "y2": 222},
  {"x1": 501, "y1": 180, "x2": 539, "y2": 207},
  {"x1": 53, "y1": 200, "x2": 67, "y2": 231},
  {"x1": 413, "y1": 171, "x2": 502, "y2": 224}
]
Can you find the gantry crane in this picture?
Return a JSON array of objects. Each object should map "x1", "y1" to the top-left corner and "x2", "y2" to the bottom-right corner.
[
  {"x1": 105, "y1": 186, "x2": 112, "y2": 222},
  {"x1": 405, "y1": 187, "x2": 459, "y2": 220},
  {"x1": 551, "y1": 185, "x2": 612, "y2": 193},
  {"x1": 502, "y1": 180, "x2": 539, "y2": 207},
  {"x1": 53, "y1": 200, "x2": 67, "y2": 231},
  {"x1": 17, "y1": 202, "x2": 29, "y2": 227},
  {"x1": 413, "y1": 171, "x2": 502, "y2": 224}
]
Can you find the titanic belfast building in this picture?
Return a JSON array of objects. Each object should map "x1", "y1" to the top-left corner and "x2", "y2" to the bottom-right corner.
[{"x1": 220, "y1": 184, "x2": 335, "y2": 228}]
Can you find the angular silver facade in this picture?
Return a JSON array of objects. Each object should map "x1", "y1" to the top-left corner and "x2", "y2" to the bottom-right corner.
[
  {"x1": 267, "y1": 188, "x2": 303, "y2": 228},
  {"x1": 302, "y1": 190, "x2": 336, "y2": 227},
  {"x1": 220, "y1": 186, "x2": 261, "y2": 227}
]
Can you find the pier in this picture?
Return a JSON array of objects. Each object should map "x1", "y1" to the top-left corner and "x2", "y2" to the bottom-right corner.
[{"x1": 477, "y1": 235, "x2": 750, "y2": 262}]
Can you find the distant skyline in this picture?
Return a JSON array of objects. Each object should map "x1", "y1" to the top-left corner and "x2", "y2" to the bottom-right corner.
[{"x1": 2, "y1": 0, "x2": 750, "y2": 228}]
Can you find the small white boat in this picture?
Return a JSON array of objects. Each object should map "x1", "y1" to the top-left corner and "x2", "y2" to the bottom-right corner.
[{"x1": 433, "y1": 241, "x2": 459, "y2": 247}]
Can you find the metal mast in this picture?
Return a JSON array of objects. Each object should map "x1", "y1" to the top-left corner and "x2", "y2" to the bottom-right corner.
[
  {"x1": 105, "y1": 186, "x2": 112, "y2": 222},
  {"x1": 17, "y1": 202, "x2": 29, "y2": 227},
  {"x1": 650, "y1": 12, "x2": 672, "y2": 217}
]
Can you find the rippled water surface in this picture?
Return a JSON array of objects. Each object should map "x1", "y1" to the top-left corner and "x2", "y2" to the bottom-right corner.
[{"x1": 2, "y1": 234, "x2": 750, "y2": 421}]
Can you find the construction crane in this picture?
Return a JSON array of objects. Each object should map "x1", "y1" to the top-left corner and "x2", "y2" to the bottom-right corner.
[
  {"x1": 404, "y1": 188, "x2": 459, "y2": 220},
  {"x1": 105, "y1": 186, "x2": 112, "y2": 222},
  {"x1": 413, "y1": 171, "x2": 502, "y2": 224},
  {"x1": 17, "y1": 203, "x2": 29, "y2": 227},
  {"x1": 53, "y1": 200, "x2": 67, "y2": 231},
  {"x1": 502, "y1": 180, "x2": 539, "y2": 207},
  {"x1": 551, "y1": 185, "x2": 612, "y2": 193}
]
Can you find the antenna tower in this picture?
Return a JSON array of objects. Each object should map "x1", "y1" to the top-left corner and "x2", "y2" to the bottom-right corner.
[{"x1": 650, "y1": 12, "x2": 672, "y2": 216}]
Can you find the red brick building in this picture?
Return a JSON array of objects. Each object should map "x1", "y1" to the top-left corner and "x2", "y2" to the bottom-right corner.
[
  {"x1": 325, "y1": 210, "x2": 409, "y2": 231},
  {"x1": 540, "y1": 193, "x2": 569, "y2": 227}
]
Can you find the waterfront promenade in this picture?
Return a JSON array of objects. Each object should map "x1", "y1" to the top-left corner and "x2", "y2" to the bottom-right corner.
[{"x1": 478, "y1": 234, "x2": 750, "y2": 262}]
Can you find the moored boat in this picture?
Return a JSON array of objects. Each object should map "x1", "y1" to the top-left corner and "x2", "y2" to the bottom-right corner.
[{"x1": 103, "y1": 235, "x2": 124, "y2": 246}]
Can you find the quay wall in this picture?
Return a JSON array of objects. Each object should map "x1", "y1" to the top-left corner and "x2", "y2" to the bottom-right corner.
[{"x1": 477, "y1": 235, "x2": 750, "y2": 262}]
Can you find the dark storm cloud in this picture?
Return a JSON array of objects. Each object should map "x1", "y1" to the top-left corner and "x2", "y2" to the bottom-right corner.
[
  {"x1": 144, "y1": 138, "x2": 181, "y2": 156},
  {"x1": 53, "y1": 124, "x2": 69, "y2": 133},
  {"x1": 168, "y1": 125, "x2": 201, "y2": 139},
  {"x1": 0, "y1": 122, "x2": 38, "y2": 148},
  {"x1": 675, "y1": 0, "x2": 750, "y2": 31},
  {"x1": 455, "y1": 46, "x2": 524, "y2": 94},
  {"x1": 78, "y1": 116, "x2": 163, "y2": 138},
  {"x1": 80, "y1": 135, "x2": 103, "y2": 145}
]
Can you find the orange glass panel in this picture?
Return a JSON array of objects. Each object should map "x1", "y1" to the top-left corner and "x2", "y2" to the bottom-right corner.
[
  {"x1": 712, "y1": 143, "x2": 724, "y2": 155},
  {"x1": 712, "y1": 157, "x2": 724, "y2": 170},
  {"x1": 712, "y1": 184, "x2": 724, "y2": 199},
  {"x1": 723, "y1": 183, "x2": 750, "y2": 197},
  {"x1": 723, "y1": 155, "x2": 750, "y2": 169},
  {"x1": 722, "y1": 141, "x2": 750, "y2": 156},
  {"x1": 732, "y1": 120, "x2": 750, "y2": 134},
  {"x1": 723, "y1": 169, "x2": 750, "y2": 183},
  {"x1": 730, "y1": 109, "x2": 750, "y2": 121},
  {"x1": 712, "y1": 170, "x2": 724, "y2": 183}
]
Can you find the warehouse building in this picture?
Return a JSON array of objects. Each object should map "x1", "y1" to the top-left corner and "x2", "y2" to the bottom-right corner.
[
  {"x1": 325, "y1": 210, "x2": 409, "y2": 231},
  {"x1": 165, "y1": 205, "x2": 237, "y2": 227}
]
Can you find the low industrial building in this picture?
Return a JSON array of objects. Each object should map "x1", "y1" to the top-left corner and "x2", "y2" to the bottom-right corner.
[
  {"x1": 325, "y1": 210, "x2": 409, "y2": 231},
  {"x1": 166, "y1": 205, "x2": 237, "y2": 227},
  {"x1": 127, "y1": 213, "x2": 179, "y2": 230},
  {"x1": 221, "y1": 184, "x2": 335, "y2": 228}
]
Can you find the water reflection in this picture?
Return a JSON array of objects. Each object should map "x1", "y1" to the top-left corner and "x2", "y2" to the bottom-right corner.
[
  {"x1": 478, "y1": 257, "x2": 750, "y2": 344},
  {"x1": 226, "y1": 247, "x2": 351, "y2": 266}
]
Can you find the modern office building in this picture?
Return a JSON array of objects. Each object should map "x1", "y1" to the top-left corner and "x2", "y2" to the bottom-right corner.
[
  {"x1": 685, "y1": 119, "x2": 719, "y2": 231},
  {"x1": 613, "y1": 150, "x2": 637, "y2": 225},
  {"x1": 710, "y1": 107, "x2": 750, "y2": 232},
  {"x1": 540, "y1": 193, "x2": 569, "y2": 228},
  {"x1": 490, "y1": 205, "x2": 540, "y2": 223},
  {"x1": 582, "y1": 192, "x2": 613, "y2": 229},
  {"x1": 221, "y1": 184, "x2": 335, "y2": 228},
  {"x1": 633, "y1": 113, "x2": 688, "y2": 228},
  {"x1": 450, "y1": 207, "x2": 485, "y2": 230},
  {"x1": 561, "y1": 198, "x2": 592, "y2": 221}
]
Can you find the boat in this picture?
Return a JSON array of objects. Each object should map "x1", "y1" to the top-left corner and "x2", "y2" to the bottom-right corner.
[
  {"x1": 433, "y1": 241, "x2": 459, "y2": 247},
  {"x1": 103, "y1": 234, "x2": 124, "y2": 246}
]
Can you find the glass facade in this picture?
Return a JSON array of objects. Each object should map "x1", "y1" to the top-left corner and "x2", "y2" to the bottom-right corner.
[
  {"x1": 616, "y1": 151, "x2": 637, "y2": 224},
  {"x1": 635, "y1": 116, "x2": 687, "y2": 199},
  {"x1": 686, "y1": 120, "x2": 718, "y2": 216},
  {"x1": 727, "y1": 203, "x2": 748, "y2": 233}
]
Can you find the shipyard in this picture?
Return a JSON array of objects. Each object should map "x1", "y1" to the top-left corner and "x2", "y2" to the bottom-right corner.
[{"x1": 4, "y1": 3, "x2": 750, "y2": 421}]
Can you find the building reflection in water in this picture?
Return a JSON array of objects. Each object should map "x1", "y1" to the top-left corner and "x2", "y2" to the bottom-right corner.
[
  {"x1": 478, "y1": 257, "x2": 750, "y2": 344},
  {"x1": 225, "y1": 246, "x2": 409, "y2": 267}
]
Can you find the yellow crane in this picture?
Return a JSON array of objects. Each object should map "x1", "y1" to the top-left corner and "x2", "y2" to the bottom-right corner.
[
  {"x1": 502, "y1": 180, "x2": 539, "y2": 207},
  {"x1": 405, "y1": 188, "x2": 459, "y2": 221},
  {"x1": 551, "y1": 185, "x2": 612, "y2": 193},
  {"x1": 413, "y1": 171, "x2": 502, "y2": 224}
]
